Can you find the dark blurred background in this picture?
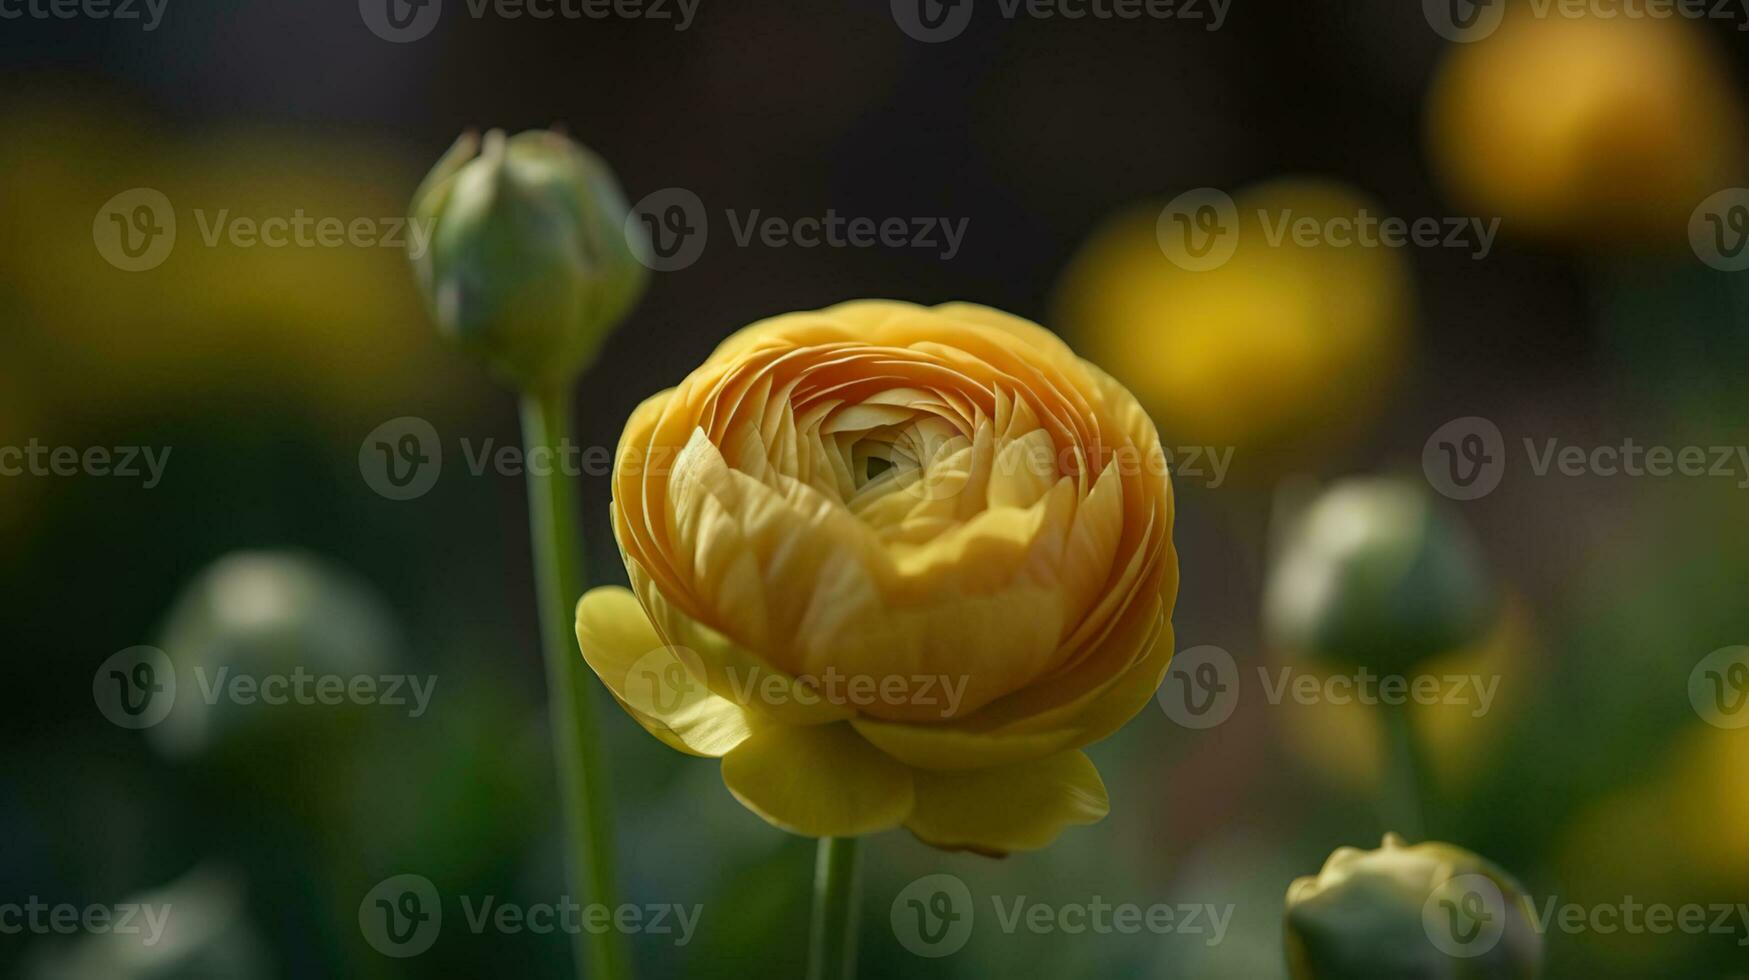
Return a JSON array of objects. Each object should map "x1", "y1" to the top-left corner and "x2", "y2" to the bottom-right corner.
[{"x1": 5, "y1": 1, "x2": 1749, "y2": 977}]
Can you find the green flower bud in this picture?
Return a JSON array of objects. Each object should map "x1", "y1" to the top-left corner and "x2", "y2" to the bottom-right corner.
[
  {"x1": 150, "y1": 550, "x2": 401, "y2": 762},
  {"x1": 1265, "y1": 477, "x2": 1496, "y2": 674},
  {"x1": 409, "y1": 128, "x2": 649, "y2": 391},
  {"x1": 1285, "y1": 834, "x2": 1543, "y2": 980}
]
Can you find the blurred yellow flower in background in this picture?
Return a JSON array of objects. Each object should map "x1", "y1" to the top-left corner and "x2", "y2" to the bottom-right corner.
[
  {"x1": 0, "y1": 98, "x2": 486, "y2": 434},
  {"x1": 1426, "y1": 8, "x2": 1746, "y2": 247},
  {"x1": 1055, "y1": 179, "x2": 1412, "y2": 482},
  {"x1": 1555, "y1": 723, "x2": 1749, "y2": 966},
  {"x1": 576, "y1": 300, "x2": 1178, "y2": 854},
  {"x1": 1274, "y1": 598, "x2": 1536, "y2": 796}
]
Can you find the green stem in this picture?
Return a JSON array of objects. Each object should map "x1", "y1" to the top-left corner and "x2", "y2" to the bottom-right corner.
[
  {"x1": 521, "y1": 388, "x2": 631, "y2": 980},
  {"x1": 807, "y1": 837, "x2": 863, "y2": 980},
  {"x1": 1381, "y1": 702, "x2": 1429, "y2": 841}
]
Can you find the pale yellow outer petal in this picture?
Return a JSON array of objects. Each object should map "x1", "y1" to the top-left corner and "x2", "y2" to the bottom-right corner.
[
  {"x1": 574, "y1": 586, "x2": 757, "y2": 757},
  {"x1": 905, "y1": 750, "x2": 1109, "y2": 854},
  {"x1": 720, "y1": 723, "x2": 916, "y2": 838}
]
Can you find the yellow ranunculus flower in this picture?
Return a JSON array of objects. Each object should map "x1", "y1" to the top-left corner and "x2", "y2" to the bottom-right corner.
[
  {"x1": 1427, "y1": 9, "x2": 1745, "y2": 247},
  {"x1": 575, "y1": 300, "x2": 1178, "y2": 853}
]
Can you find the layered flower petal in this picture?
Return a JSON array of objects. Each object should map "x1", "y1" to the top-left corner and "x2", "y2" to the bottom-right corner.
[
  {"x1": 574, "y1": 586, "x2": 757, "y2": 757},
  {"x1": 584, "y1": 300, "x2": 1178, "y2": 852},
  {"x1": 720, "y1": 724, "x2": 915, "y2": 838},
  {"x1": 905, "y1": 750, "x2": 1110, "y2": 855}
]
